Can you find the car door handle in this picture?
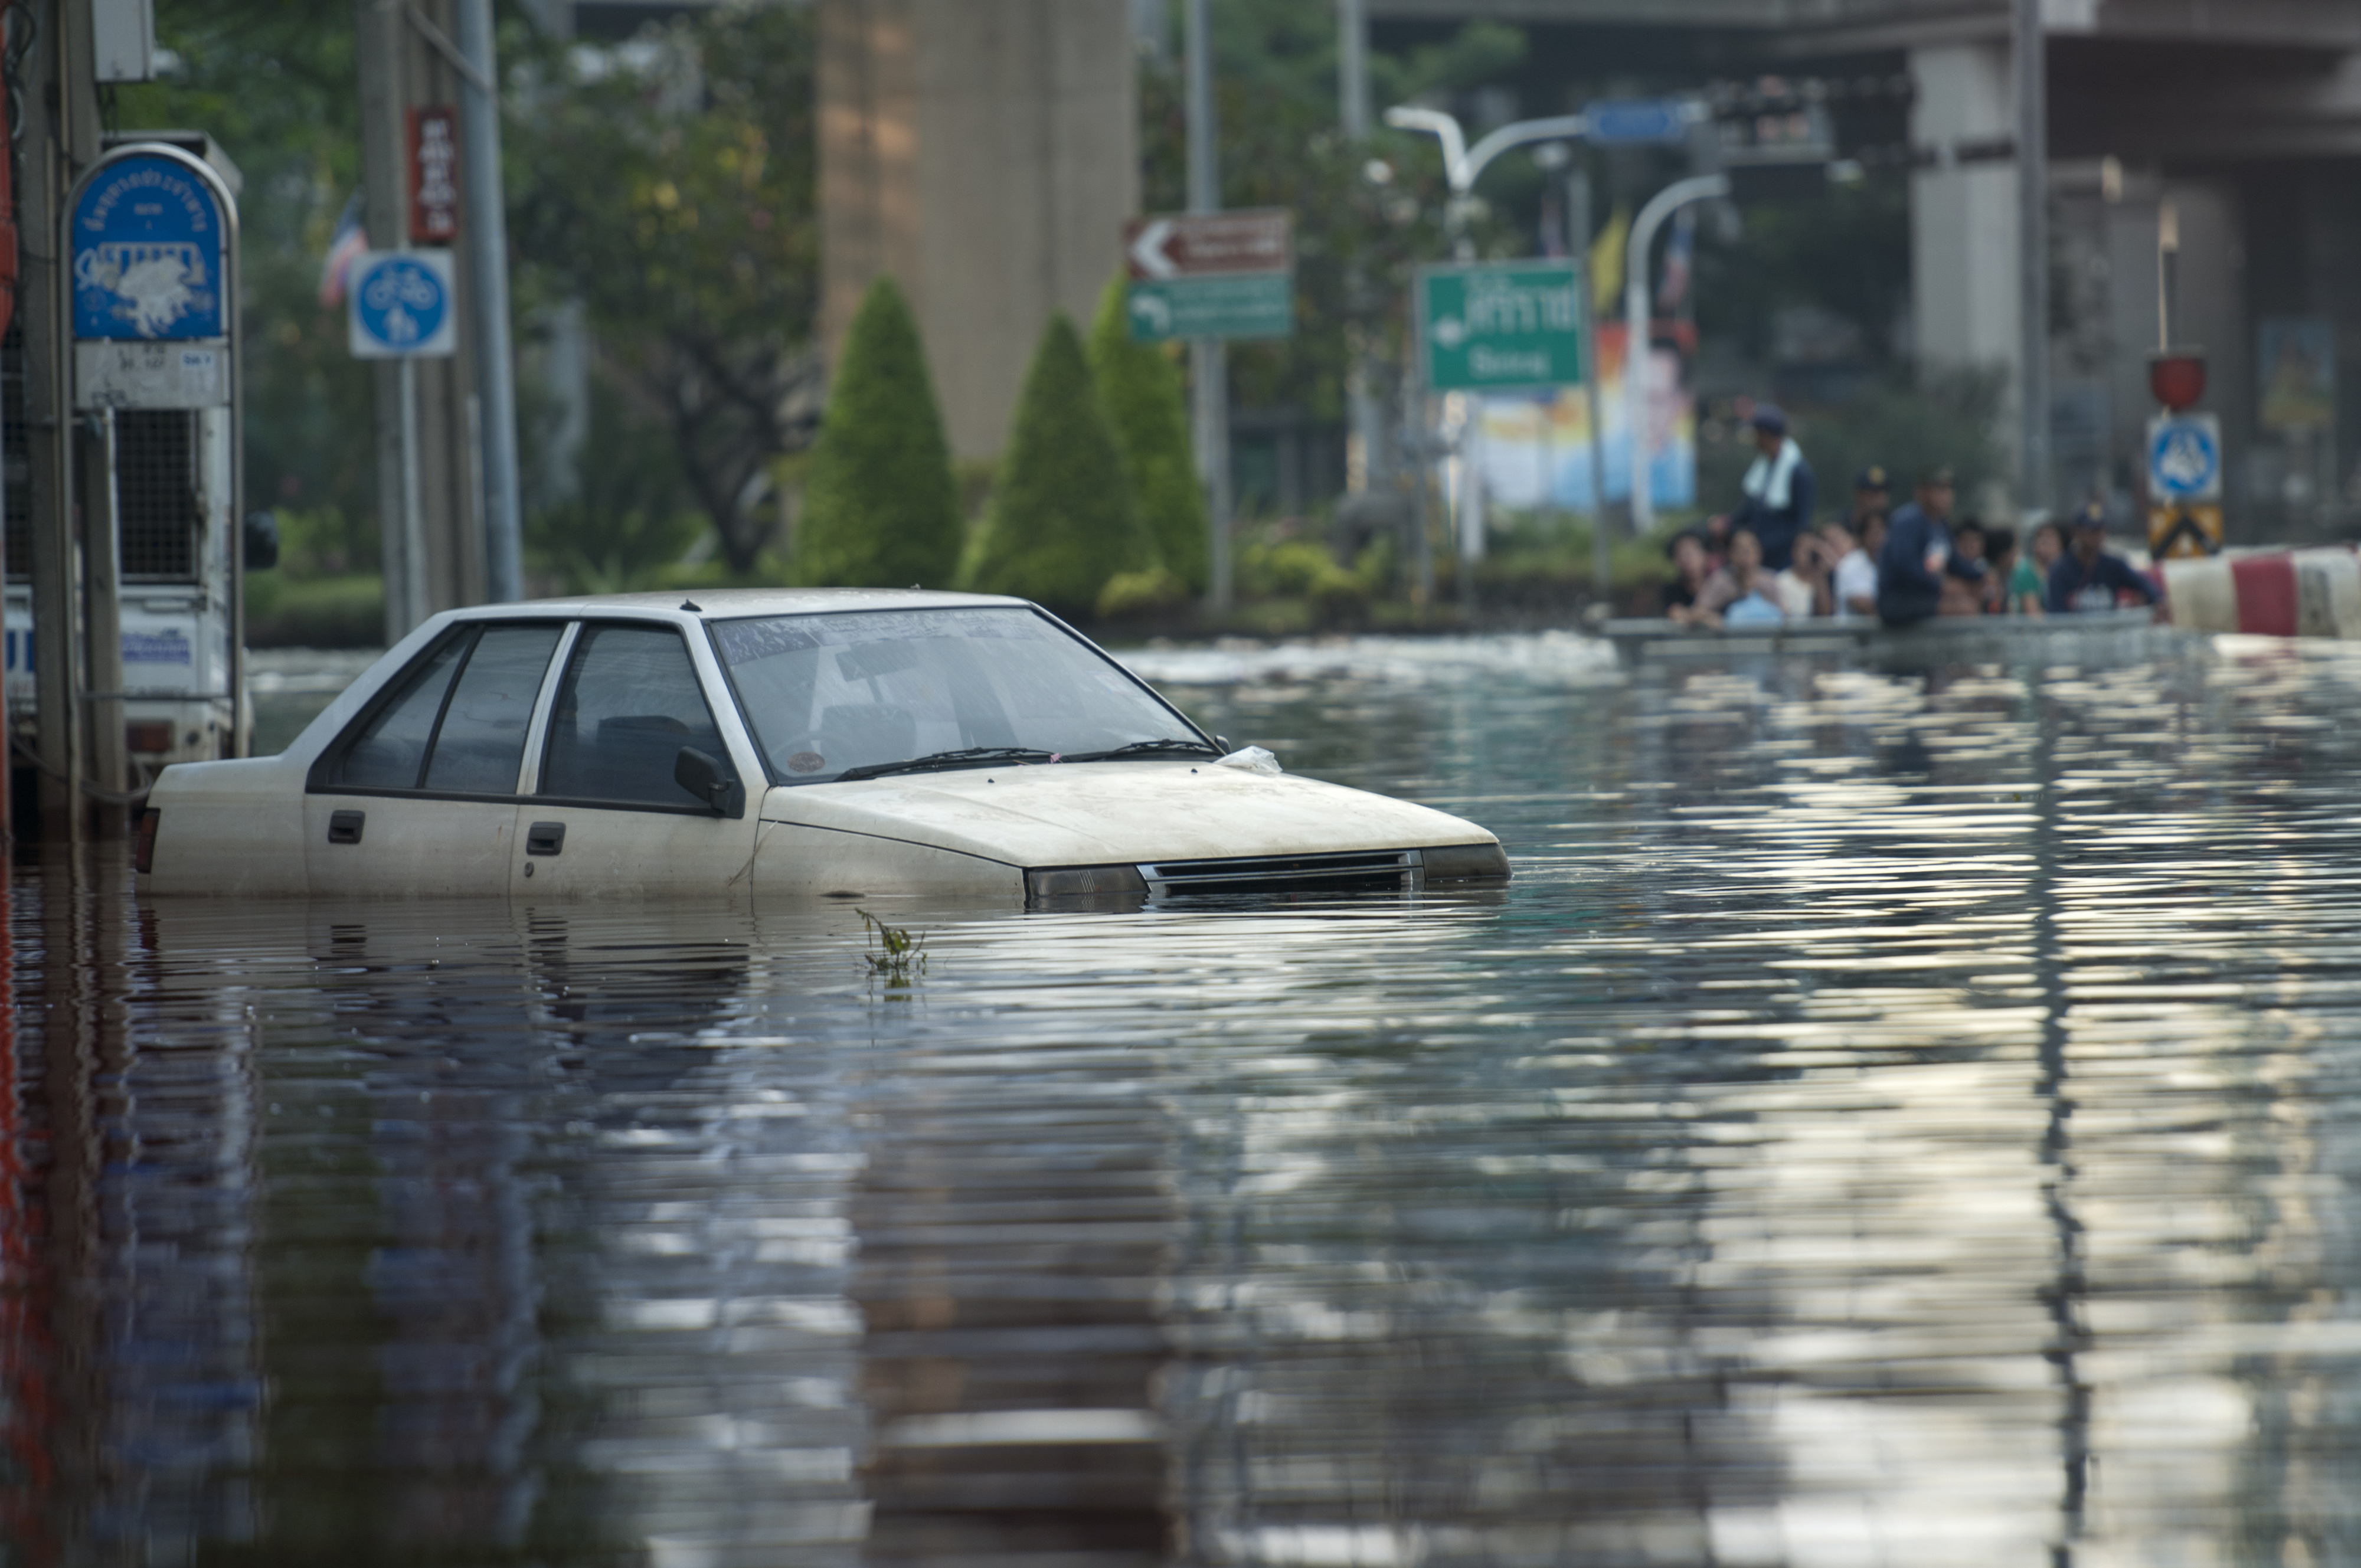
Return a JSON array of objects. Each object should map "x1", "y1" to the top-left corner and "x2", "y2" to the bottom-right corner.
[
  {"x1": 328, "y1": 810, "x2": 364, "y2": 846},
  {"x1": 527, "y1": 821, "x2": 566, "y2": 857}
]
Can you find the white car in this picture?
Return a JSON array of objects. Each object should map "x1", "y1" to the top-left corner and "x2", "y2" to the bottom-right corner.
[{"x1": 136, "y1": 590, "x2": 1507, "y2": 905}]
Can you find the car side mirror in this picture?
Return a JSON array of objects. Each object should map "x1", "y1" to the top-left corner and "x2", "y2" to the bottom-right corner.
[
  {"x1": 243, "y1": 510, "x2": 279, "y2": 571},
  {"x1": 673, "y1": 746, "x2": 742, "y2": 817}
]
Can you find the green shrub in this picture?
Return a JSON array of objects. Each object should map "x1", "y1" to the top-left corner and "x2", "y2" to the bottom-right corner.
[
  {"x1": 244, "y1": 573, "x2": 385, "y2": 649},
  {"x1": 1085, "y1": 274, "x2": 1206, "y2": 592},
  {"x1": 796, "y1": 276, "x2": 962, "y2": 588},
  {"x1": 964, "y1": 313, "x2": 1155, "y2": 616},
  {"x1": 1095, "y1": 565, "x2": 1189, "y2": 622}
]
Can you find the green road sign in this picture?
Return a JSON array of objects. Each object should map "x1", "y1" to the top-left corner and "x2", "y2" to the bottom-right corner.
[
  {"x1": 1126, "y1": 274, "x2": 1293, "y2": 343},
  {"x1": 1416, "y1": 261, "x2": 1585, "y2": 392}
]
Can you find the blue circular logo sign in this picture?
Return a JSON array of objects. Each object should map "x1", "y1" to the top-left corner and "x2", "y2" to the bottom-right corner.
[
  {"x1": 71, "y1": 152, "x2": 225, "y2": 341},
  {"x1": 2150, "y1": 419, "x2": 2219, "y2": 499},
  {"x1": 355, "y1": 256, "x2": 449, "y2": 351}
]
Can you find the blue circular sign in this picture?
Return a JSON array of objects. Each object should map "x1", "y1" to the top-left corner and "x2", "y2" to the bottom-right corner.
[
  {"x1": 71, "y1": 152, "x2": 225, "y2": 341},
  {"x1": 2149, "y1": 418, "x2": 2219, "y2": 499},
  {"x1": 354, "y1": 256, "x2": 450, "y2": 352}
]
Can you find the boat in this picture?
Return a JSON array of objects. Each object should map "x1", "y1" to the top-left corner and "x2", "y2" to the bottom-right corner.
[{"x1": 1600, "y1": 607, "x2": 2170, "y2": 663}]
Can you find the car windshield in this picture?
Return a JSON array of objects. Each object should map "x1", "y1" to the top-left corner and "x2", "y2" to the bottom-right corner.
[{"x1": 707, "y1": 607, "x2": 1205, "y2": 784}]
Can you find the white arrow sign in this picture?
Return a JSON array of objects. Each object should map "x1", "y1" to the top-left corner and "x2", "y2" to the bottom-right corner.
[{"x1": 1128, "y1": 218, "x2": 1176, "y2": 280}]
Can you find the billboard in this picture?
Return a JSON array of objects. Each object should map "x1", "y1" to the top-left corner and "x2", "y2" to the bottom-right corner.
[{"x1": 1474, "y1": 325, "x2": 1693, "y2": 510}]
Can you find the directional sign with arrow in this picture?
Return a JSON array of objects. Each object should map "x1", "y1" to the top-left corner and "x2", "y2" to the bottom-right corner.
[{"x1": 1123, "y1": 209, "x2": 1293, "y2": 342}]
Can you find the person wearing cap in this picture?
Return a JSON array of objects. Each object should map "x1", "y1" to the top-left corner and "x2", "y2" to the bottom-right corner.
[
  {"x1": 2046, "y1": 503, "x2": 2159, "y2": 613},
  {"x1": 1849, "y1": 466, "x2": 1892, "y2": 532},
  {"x1": 1875, "y1": 466, "x2": 1980, "y2": 626},
  {"x1": 1730, "y1": 404, "x2": 1814, "y2": 573}
]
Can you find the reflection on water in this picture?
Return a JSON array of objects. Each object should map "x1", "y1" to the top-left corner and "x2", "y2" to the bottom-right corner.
[{"x1": 15, "y1": 630, "x2": 2361, "y2": 1564}]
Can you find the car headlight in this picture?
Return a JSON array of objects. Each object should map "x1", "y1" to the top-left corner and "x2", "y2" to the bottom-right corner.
[
  {"x1": 1025, "y1": 864, "x2": 1149, "y2": 899},
  {"x1": 1421, "y1": 842, "x2": 1509, "y2": 883}
]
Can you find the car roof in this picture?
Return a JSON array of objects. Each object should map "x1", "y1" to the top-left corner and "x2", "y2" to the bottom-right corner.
[{"x1": 436, "y1": 587, "x2": 1029, "y2": 624}]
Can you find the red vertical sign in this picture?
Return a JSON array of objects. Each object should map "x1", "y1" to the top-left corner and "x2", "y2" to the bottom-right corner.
[{"x1": 408, "y1": 106, "x2": 460, "y2": 243}]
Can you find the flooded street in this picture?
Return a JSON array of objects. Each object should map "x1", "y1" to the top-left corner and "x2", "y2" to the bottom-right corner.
[{"x1": 15, "y1": 627, "x2": 2361, "y2": 1566}]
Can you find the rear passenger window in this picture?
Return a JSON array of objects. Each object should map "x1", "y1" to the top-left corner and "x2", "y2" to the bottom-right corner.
[
  {"x1": 323, "y1": 624, "x2": 561, "y2": 793},
  {"x1": 541, "y1": 625, "x2": 731, "y2": 808},
  {"x1": 422, "y1": 624, "x2": 565, "y2": 792}
]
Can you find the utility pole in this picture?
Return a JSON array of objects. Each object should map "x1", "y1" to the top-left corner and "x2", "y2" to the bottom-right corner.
[
  {"x1": 1185, "y1": 0, "x2": 1231, "y2": 614},
  {"x1": 355, "y1": 0, "x2": 417, "y2": 643},
  {"x1": 1570, "y1": 166, "x2": 1612, "y2": 603},
  {"x1": 25, "y1": 1, "x2": 103, "y2": 835},
  {"x1": 457, "y1": 0, "x2": 524, "y2": 603},
  {"x1": 2014, "y1": 0, "x2": 2050, "y2": 516},
  {"x1": 1338, "y1": 0, "x2": 1382, "y2": 500}
]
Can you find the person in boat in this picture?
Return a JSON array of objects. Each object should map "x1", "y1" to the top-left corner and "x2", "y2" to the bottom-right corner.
[
  {"x1": 1825, "y1": 513, "x2": 1883, "y2": 622},
  {"x1": 1876, "y1": 466, "x2": 1981, "y2": 626},
  {"x1": 1772, "y1": 529, "x2": 1833, "y2": 618},
  {"x1": 2047, "y1": 502, "x2": 2160, "y2": 613},
  {"x1": 1663, "y1": 528, "x2": 1732, "y2": 627},
  {"x1": 1719, "y1": 526, "x2": 1787, "y2": 626},
  {"x1": 1979, "y1": 525, "x2": 2019, "y2": 613},
  {"x1": 2012, "y1": 518, "x2": 2064, "y2": 616},
  {"x1": 1849, "y1": 465, "x2": 1892, "y2": 533},
  {"x1": 1731, "y1": 404, "x2": 1814, "y2": 572},
  {"x1": 1938, "y1": 519, "x2": 1988, "y2": 616}
]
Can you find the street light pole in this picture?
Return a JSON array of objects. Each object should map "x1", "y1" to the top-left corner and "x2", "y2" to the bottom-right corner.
[
  {"x1": 1185, "y1": 0, "x2": 1232, "y2": 614},
  {"x1": 1384, "y1": 106, "x2": 1589, "y2": 261},
  {"x1": 2013, "y1": 0, "x2": 2051, "y2": 515},
  {"x1": 1624, "y1": 173, "x2": 1728, "y2": 536},
  {"x1": 457, "y1": 0, "x2": 525, "y2": 604}
]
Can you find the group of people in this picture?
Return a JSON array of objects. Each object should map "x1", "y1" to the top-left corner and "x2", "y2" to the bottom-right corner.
[{"x1": 1663, "y1": 404, "x2": 2161, "y2": 630}]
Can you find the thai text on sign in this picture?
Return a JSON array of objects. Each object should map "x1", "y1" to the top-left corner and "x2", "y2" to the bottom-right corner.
[{"x1": 409, "y1": 107, "x2": 460, "y2": 243}]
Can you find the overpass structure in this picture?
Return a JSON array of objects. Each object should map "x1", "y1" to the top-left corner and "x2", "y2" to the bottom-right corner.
[{"x1": 1374, "y1": 0, "x2": 2361, "y2": 532}]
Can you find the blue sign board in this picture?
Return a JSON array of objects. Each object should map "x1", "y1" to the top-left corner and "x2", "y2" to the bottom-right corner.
[
  {"x1": 348, "y1": 250, "x2": 457, "y2": 359},
  {"x1": 2148, "y1": 414, "x2": 2221, "y2": 500},
  {"x1": 1585, "y1": 99, "x2": 1690, "y2": 146},
  {"x1": 71, "y1": 152, "x2": 225, "y2": 341}
]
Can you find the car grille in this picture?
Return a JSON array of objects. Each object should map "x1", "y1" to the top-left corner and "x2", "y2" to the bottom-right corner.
[{"x1": 1136, "y1": 849, "x2": 1419, "y2": 898}]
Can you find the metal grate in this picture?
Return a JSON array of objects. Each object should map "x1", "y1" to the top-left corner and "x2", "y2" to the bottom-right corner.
[
  {"x1": 116, "y1": 410, "x2": 200, "y2": 581},
  {"x1": 1137, "y1": 848, "x2": 1418, "y2": 898}
]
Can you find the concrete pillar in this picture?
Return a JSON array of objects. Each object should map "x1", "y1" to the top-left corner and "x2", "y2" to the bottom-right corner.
[
  {"x1": 1910, "y1": 42, "x2": 2022, "y2": 509},
  {"x1": 820, "y1": 0, "x2": 1140, "y2": 461}
]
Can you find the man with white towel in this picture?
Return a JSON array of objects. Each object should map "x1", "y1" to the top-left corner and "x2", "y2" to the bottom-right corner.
[{"x1": 1730, "y1": 404, "x2": 1815, "y2": 573}]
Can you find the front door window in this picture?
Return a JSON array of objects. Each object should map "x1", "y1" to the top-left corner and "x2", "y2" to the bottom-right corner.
[{"x1": 540, "y1": 624, "x2": 733, "y2": 810}]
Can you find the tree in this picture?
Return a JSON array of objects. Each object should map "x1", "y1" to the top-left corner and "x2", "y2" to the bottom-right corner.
[
  {"x1": 966, "y1": 316, "x2": 1155, "y2": 616},
  {"x1": 509, "y1": 8, "x2": 820, "y2": 574},
  {"x1": 1085, "y1": 276, "x2": 1206, "y2": 593},
  {"x1": 795, "y1": 278, "x2": 962, "y2": 588}
]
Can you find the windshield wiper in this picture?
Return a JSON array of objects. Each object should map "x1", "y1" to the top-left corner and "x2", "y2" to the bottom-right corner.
[
  {"x1": 833, "y1": 746, "x2": 1057, "y2": 782},
  {"x1": 1058, "y1": 738, "x2": 1222, "y2": 762}
]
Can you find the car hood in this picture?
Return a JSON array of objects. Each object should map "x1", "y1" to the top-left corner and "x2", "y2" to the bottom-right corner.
[{"x1": 757, "y1": 761, "x2": 1494, "y2": 868}]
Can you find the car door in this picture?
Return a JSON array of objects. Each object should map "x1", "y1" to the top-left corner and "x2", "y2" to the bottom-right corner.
[
  {"x1": 509, "y1": 620, "x2": 764, "y2": 899},
  {"x1": 305, "y1": 620, "x2": 568, "y2": 897}
]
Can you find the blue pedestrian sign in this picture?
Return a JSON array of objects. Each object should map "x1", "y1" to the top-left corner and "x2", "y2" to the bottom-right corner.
[
  {"x1": 1584, "y1": 98, "x2": 1692, "y2": 146},
  {"x1": 71, "y1": 151, "x2": 226, "y2": 341},
  {"x1": 2147, "y1": 413, "x2": 2221, "y2": 502},
  {"x1": 348, "y1": 250, "x2": 457, "y2": 359}
]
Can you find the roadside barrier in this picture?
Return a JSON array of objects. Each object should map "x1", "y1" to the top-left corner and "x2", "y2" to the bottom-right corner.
[{"x1": 2163, "y1": 548, "x2": 2361, "y2": 639}]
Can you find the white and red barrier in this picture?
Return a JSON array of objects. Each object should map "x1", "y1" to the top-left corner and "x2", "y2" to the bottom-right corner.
[{"x1": 2163, "y1": 548, "x2": 2361, "y2": 640}]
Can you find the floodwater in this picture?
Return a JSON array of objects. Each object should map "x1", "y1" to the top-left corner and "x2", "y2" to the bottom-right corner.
[{"x1": 14, "y1": 625, "x2": 2361, "y2": 1566}]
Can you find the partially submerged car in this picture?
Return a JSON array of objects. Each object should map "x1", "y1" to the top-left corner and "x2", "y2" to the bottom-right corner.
[{"x1": 138, "y1": 590, "x2": 1509, "y2": 904}]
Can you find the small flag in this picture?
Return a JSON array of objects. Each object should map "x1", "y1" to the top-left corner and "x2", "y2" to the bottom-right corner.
[
  {"x1": 1657, "y1": 208, "x2": 1695, "y2": 313},
  {"x1": 1588, "y1": 205, "x2": 1628, "y2": 316},
  {"x1": 318, "y1": 191, "x2": 368, "y2": 309}
]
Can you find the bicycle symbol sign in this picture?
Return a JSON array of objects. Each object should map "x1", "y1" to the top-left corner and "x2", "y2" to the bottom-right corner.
[
  {"x1": 2147, "y1": 414, "x2": 2221, "y2": 501},
  {"x1": 348, "y1": 250, "x2": 456, "y2": 359}
]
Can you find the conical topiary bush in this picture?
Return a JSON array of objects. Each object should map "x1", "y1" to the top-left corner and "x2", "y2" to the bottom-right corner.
[
  {"x1": 795, "y1": 276, "x2": 962, "y2": 588},
  {"x1": 964, "y1": 312, "x2": 1155, "y2": 617},
  {"x1": 1085, "y1": 274, "x2": 1206, "y2": 593}
]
